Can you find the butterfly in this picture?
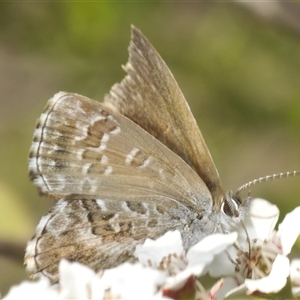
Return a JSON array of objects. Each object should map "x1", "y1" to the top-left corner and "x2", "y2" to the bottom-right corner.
[{"x1": 25, "y1": 26, "x2": 249, "y2": 283}]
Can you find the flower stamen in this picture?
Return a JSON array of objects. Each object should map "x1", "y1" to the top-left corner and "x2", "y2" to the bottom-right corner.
[{"x1": 234, "y1": 237, "x2": 283, "y2": 280}]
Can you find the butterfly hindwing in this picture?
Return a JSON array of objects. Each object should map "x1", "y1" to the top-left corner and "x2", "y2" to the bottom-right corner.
[{"x1": 25, "y1": 197, "x2": 183, "y2": 283}]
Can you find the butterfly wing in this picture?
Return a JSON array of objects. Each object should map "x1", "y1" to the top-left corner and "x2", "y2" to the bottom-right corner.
[
  {"x1": 25, "y1": 198, "x2": 183, "y2": 283},
  {"x1": 29, "y1": 92, "x2": 210, "y2": 206},
  {"x1": 105, "y1": 26, "x2": 223, "y2": 203},
  {"x1": 26, "y1": 92, "x2": 214, "y2": 282}
]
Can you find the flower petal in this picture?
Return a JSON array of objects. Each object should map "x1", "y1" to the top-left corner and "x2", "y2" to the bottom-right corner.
[
  {"x1": 277, "y1": 206, "x2": 300, "y2": 255},
  {"x1": 101, "y1": 262, "x2": 166, "y2": 299},
  {"x1": 3, "y1": 278, "x2": 58, "y2": 300},
  {"x1": 244, "y1": 198, "x2": 279, "y2": 241},
  {"x1": 290, "y1": 259, "x2": 300, "y2": 297},
  {"x1": 59, "y1": 259, "x2": 104, "y2": 299},
  {"x1": 204, "y1": 233, "x2": 238, "y2": 278},
  {"x1": 187, "y1": 232, "x2": 237, "y2": 269},
  {"x1": 218, "y1": 278, "x2": 246, "y2": 299},
  {"x1": 135, "y1": 230, "x2": 183, "y2": 268}
]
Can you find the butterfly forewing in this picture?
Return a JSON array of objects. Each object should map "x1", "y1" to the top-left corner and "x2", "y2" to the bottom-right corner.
[
  {"x1": 105, "y1": 26, "x2": 223, "y2": 203},
  {"x1": 29, "y1": 92, "x2": 210, "y2": 205},
  {"x1": 26, "y1": 92, "x2": 215, "y2": 282}
]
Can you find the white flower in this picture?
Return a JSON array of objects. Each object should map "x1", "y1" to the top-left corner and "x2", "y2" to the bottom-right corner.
[
  {"x1": 60, "y1": 259, "x2": 168, "y2": 300},
  {"x1": 186, "y1": 232, "x2": 238, "y2": 271},
  {"x1": 59, "y1": 259, "x2": 104, "y2": 299},
  {"x1": 3, "y1": 260, "x2": 168, "y2": 300},
  {"x1": 100, "y1": 262, "x2": 167, "y2": 300},
  {"x1": 290, "y1": 259, "x2": 300, "y2": 297},
  {"x1": 163, "y1": 232, "x2": 237, "y2": 300},
  {"x1": 208, "y1": 198, "x2": 300, "y2": 298},
  {"x1": 3, "y1": 278, "x2": 58, "y2": 300},
  {"x1": 135, "y1": 229, "x2": 237, "y2": 299},
  {"x1": 135, "y1": 230, "x2": 184, "y2": 273},
  {"x1": 5, "y1": 201, "x2": 299, "y2": 300},
  {"x1": 135, "y1": 230, "x2": 237, "y2": 276},
  {"x1": 277, "y1": 206, "x2": 300, "y2": 255}
]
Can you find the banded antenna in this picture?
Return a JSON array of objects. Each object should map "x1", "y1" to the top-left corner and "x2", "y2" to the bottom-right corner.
[{"x1": 236, "y1": 170, "x2": 300, "y2": 195}]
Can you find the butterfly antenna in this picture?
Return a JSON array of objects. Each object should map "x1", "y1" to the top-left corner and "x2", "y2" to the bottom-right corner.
[{"x1": 235, "y1": 170, "x2": 300, "y2": 196}]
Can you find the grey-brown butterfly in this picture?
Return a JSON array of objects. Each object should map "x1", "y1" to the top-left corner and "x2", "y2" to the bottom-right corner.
[{"x1": 25, "y1": 26, "x2": 250, "y2": 283}]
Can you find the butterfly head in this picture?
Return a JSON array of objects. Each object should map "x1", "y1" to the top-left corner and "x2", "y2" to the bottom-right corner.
[
  {"x1": 218, "y1": 170, "x2": 300, "y2": 233},
  {"x1": 217, "y1": 190, "x2": 251, "y2": 233},
  {"x1": 221, "y1": 191, "x2": 243, "y2": 218}
]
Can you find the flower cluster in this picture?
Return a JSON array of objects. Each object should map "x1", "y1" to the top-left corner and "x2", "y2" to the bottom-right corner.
[{"x1": 3, "y1": 199, "x2": 300, "y2": 300}]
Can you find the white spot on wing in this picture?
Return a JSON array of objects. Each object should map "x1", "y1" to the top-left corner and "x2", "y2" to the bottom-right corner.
[
  {"x1": 38, "y1": 113, "x2": 48, "y2": 127},
  {"x1": 125, "y1": 147, "x2": 139, "y2": 165},
  {"x1": 139, "y1": 156, "x2": 151, "y2": 169},
  {"x1": 102, "y1": 133, "x2": 110, "y2": 143},
  {"x1": 121, "y1": 201, "x2": 132, "y2": 213},
  {"x1": 96, "y1": 199, "x2": 107, "y2": 211},
  {"x1": 109, "y1": 213, "x2": 120, "y2": 232},
  {"x1": 33, "y1": 127, "x2": 42, "y2": 140},
  {"x1": 33, "y1": 177, "x2": 48, "y2": 193},
  {"x1": 92, "y1": 115, "x2": 106, "y2": 122},
  {"x1": 142, "y1": 202, "x2": 150, "y2": 216},
  {"x1": 104, "y1": 166, "x2": 113, "y2": 175},
  {"x1": 28, "y1": 157, "x2": 37, "y2": 172},
  {"x1": 99, "y1": 133, "x2": 110, "y2": 151},
  {"x1": 110, "y1": 126, "x2": 121, "y2": 135},
  {"x1": 101, "y1": 155, "x2": 108, "y2": 164},
  {"x1": 74, "y1": 124, "x2": 89, "y2": 141},
  {"x1": 76, "y1": 149, "x2": 84, "y2": 160},
  {"x1": 82, "y1": 163, "x2": 92, "y2": 174}
]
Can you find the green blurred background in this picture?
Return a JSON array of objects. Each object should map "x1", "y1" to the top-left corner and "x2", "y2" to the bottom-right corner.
[{"x1": 0, "y1": 2, "x2": 300, "y2": 295}]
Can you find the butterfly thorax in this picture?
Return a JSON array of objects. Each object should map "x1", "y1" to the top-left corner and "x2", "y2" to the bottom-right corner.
[{"x1": 182, "y1": 191, "x2": 250, "y2": 250}]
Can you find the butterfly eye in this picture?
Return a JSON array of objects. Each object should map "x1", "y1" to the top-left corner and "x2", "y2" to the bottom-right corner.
[{"x1": 221, "y1": 194, "x2": 242, "y2": 218}]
